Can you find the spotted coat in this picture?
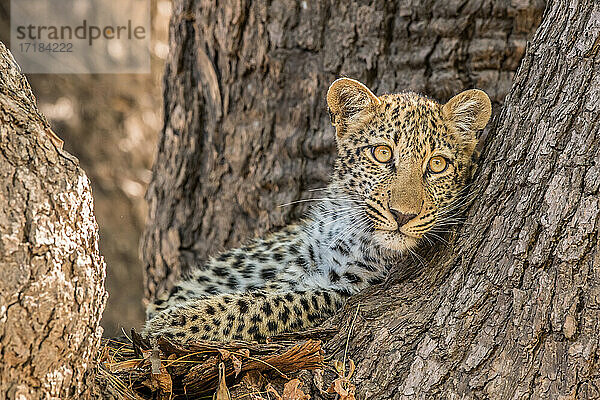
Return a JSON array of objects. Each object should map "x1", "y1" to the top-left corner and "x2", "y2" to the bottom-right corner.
[{"x1": 143, "y1": 78, "x2": 491, "y2": 343}]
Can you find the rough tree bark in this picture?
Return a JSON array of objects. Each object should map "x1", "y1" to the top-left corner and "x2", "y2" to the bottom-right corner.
[
  {"x1": 321, "y1": 1, "x2": 600, "y2": 398},
  {"x1": 142, "y1": 0, "x2": 544, "y2": 301},
  {"x1": 142, "y1": 0, "x2": 600, "y2": 398},
  {"x1": 0, "y1": 43, "x2": 107, "y2": 399}
]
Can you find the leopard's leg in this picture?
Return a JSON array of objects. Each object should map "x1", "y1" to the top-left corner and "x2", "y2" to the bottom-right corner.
[
  {"x1": 145, "y1": 267, "x2": 260, "y2": 320},
  {"x1": 143, "y1": 289, "x2": 348, "y2": 343}
]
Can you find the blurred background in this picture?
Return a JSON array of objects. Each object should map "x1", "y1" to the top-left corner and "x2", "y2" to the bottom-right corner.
[{"x1": 0, "y1": 0, "x2": 171, "y2": 335}]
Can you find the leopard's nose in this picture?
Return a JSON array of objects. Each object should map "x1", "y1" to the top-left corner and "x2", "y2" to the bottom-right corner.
[{"x1": 390, "y1": 210, "x2": 417, "y2": 227}]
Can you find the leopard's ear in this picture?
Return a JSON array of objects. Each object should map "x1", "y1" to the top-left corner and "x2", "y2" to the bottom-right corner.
[
  {"x1": 442, "y1": 89, "x2": 492, "y2": 133},
  {"x1": 327, "y1": 78, "x2": 380, "y2": 138}
]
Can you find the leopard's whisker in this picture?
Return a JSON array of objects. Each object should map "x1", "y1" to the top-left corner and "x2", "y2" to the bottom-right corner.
[
  {"x1": 421, "y1": 234, "x2": 435, "y2": 246},
  {"x1": 322, "y1": 212, "x2": 366, "y2": 228},
  {"x1": 427, "y1": 228, "x2": 456, "y2": 234},
  {"x1": 329, "y1": 215, "x2": 370, "y2": 246},
  {"x1": 406, "y1": 246, "x2": 427, "y2": 269},
  {"x1": 437, "y1": 198, "x2": 476, "y2": 216},
  {"x1": 330, "y1": 218, "x2": 365, "y2": 245},
  {"x1": 435, "y1": 217, "x2": 471, "y2": 226},
  {"x1": 423, "y1": 231, "x2": 449, "y2": 245},
  {"x1": 314, "y1": 206, "x2": 356, "y2": 219},
  {"x1": 335, "y1": 222, "x2": 369, "y2": 248},
  {"x1": 278, "y1": 197, "x2": 362, "y2": 207}
]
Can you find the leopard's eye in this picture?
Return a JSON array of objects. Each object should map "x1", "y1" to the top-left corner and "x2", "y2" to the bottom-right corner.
[
  {"x1": 428, "y1": 156, "x2": 448, "y2": 173},
  {"x1": 372, "y1": 145, "x2": 393, "y2": 163}
]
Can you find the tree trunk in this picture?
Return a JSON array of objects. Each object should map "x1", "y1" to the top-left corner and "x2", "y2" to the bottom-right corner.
[
  {"x1": 0, "y1": 43, "x2": 107, "y2": 399},
  {"x1": 142, "y1": 0, "x2": 600, "y2": 398},
  {"x1": 141, "y1": 0, "x2": 544, "y2": 301},
  {"x1": 321, "y1": 1, "x2": 600, "y2": 398}
]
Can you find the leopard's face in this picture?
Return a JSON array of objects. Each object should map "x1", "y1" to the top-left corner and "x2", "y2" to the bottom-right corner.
[{"x1": 327, "y1": 79, "x2": 491, "y2": 252}]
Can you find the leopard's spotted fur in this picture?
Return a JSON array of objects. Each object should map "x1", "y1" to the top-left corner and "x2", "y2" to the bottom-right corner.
[{"x1": 143, "y1": 78, "x2": 491, "y2": 343}]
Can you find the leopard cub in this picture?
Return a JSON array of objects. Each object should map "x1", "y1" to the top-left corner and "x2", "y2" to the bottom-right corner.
[{"x1": 144, "y1": 78, "x2": 491, "y2": 343}]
